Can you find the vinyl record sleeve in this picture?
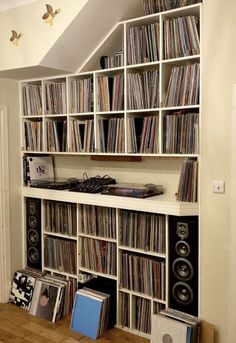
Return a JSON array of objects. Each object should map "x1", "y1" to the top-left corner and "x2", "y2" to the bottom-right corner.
[
  {"x1": 151, "y1": 313, "x2": 189, "y2": 343},
  {"x1": 9, "y1": 271, "x2": 36, "y2": 310},
  {"x1": 27, "y1": 156, "x2": 54, "y2": 183}
]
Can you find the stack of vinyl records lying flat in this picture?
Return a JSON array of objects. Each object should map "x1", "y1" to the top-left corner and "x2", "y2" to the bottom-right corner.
[
  {"x1": 29, "y1": 274, "x2": 77, "y2": 322},
  {"x1": 151, "y1": 308, "x2": 201, "y2": 343},
  {"x1": 70, "y1": 288, "x2": 110, "y2": 340}
]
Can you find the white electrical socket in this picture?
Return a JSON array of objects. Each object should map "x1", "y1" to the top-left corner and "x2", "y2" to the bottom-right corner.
[{"x1": 212, "y1": 180, "x2": 225, "y2": 194}]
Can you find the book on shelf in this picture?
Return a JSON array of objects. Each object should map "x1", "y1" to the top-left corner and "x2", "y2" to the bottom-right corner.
[{"x1": 70, "y1": 288, "x2": 110, "y2": 339}]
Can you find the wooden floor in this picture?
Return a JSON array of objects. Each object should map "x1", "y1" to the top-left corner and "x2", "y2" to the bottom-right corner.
[{"x1": 0, "y1": 303, "x2": 150, "y2": 343}]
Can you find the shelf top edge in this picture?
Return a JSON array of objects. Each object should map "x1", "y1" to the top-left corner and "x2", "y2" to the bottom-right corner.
[{"x1": 22, "y1": 187, "x2": 199, "y2": 216}]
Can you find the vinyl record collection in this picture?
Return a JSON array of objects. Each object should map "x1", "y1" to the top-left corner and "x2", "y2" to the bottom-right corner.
[
  {"x1": 127, "y1": 23, "x2": 160, "y2": 65},
  {"x1": 142, "y1": 0, "x2": 201, "y2": 15},
  {"x1": 127, "y1": 115, "x2": 159, "y2": 153},
  {"x1": 120, "y1": 292, "x2": 130, "y2": 328},
  {"x1": 97, "y1": 74, "x2": 124, "y2": 112},
  {"x1": 165, "y1": 63, "x2": 200, "y2": 107},
  {"x1": 9, "y1": 269, "x2": 77, "y2": 322},
  {"x1": 120, "y1": 253, "x2": 166, "y2": 300},
  {"x1": 176, "y1": 158, "x2": 198, "y2": 202},
  {"x1": 151, "y1": 308, "x2": 201, "y2": 343},
  {"x1": 45, "y1": 81, "x2": 67, "y2": 114},
  {"x1": 22, "y1": 84, "x2": 42, "y2": 116},
  {"x1": 44, "y1": 237, "x2": 77, "y2": 275},
  {"x1": 127, "y1": 69, "x2": 159, "y2": 109},
  {"x1": 70, "y1": 76, "x2": 94, "y2": 113},
  {"x1": 81, "y1": 237, "x2": 117, "y2": 276},
  {"x1": 135, "y1": 297, "x2": 151, "y2": 334},
  {"x1": 81, "y1": 205, "x2": 117, "y2": 239},
  {"x1": 24, "y1": 120, "x2": 42, "y2": 151},
  {"x1": 163, "y1": 111, "x2": 199, "y2": 154},
  {"x1": 45, "y1": 200, "x2": 77, "y2": 236},
  {"x1": 98, "y1": 117, "x2": 125, "y2": 153},
  {"x1": 163, "y1": 15, "x2": 199, "y2": 60},
  {"x1": 70, "y1": 118, "x2": 95, "y2": 152},
  {"x1": 70, "y1": 288, "x2": 110, "y2": 339},
  {"x1": 119, "y1": 209, "x2": 166, "y2": 253},
  {"x1": 46, "y1": 120, "x2": 67, "y2": 152},
  {"x1": 29, "y1": 274, "x2": 77, "y2": 322},
  {"x1": 101, "y1": 49, "x2": 124, "y2": 69}
]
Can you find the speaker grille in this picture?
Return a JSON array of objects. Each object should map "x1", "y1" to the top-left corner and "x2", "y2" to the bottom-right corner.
[
  {"x1": 169, "y1": 216, "x2": 198, "y2": 316},
  {"x1": 26, "y1": 198, "x2": 42, "y2": 270}
]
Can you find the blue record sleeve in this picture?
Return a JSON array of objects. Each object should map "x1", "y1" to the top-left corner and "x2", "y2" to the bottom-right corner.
[{"x1": 70, "y1": 291, "x2": 103, "y2": 339}]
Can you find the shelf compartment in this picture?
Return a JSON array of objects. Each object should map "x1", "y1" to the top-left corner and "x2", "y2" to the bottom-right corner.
[
  {"x1": 120, "y1": 251, "x2": 166, "y2": 300},
  {"x1": 80, "y1": 204, "x2": 117, "y2": 239},
  {"x1": 81, "y1": 237, "x2": 117, "y2": 276}
]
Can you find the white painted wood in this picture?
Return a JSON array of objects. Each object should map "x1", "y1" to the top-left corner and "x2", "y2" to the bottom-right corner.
[
  {"x1": 22, "y1": 187, "x2": 199, "y2": 216},
  {"x1": 0, "y1": 105, "x2": 11, "y2": 303}
]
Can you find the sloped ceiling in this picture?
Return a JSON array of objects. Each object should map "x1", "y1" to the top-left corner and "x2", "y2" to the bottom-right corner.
[{"x1": 0, "y1": 0, "x2": 143, "y2": 80}]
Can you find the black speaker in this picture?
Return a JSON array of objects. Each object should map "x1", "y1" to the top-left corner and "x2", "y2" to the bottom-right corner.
[
  {"x1": 25, "y1": 197, "x2": 42, "y2": 270},
  {"x1": 169, "y1": 216, "x2": 198, "y2": 316}
]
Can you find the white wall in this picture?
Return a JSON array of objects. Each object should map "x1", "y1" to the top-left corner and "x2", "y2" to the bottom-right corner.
[
  {"x1": 0, "y1": 0, "x2": 88, "y2": 71},
  {"x1": 0, "y1": 79, "x2": 22, "y2": 275},
  {"x1": 201, "y1": 0, "x2": 236, "y2": 342}
]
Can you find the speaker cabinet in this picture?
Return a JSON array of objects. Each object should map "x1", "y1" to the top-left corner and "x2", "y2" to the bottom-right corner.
[
  {"x1": 169, "y1": 216, "x2": 198, "y2": 316},
  {"x1": 25, "y1": 197, "x2": 42, "y2": 270}
]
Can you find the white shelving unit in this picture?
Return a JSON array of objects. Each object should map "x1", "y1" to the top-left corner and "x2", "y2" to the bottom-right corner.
[{"x1": 21, "y1": 2, "x2": 202, "y2": 338}]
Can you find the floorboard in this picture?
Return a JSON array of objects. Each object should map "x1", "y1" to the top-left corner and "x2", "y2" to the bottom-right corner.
[{"x1": 0, "y1": 304, "x2": 150, "y2": 343}]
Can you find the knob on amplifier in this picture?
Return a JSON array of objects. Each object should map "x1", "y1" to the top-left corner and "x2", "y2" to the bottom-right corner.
[
  {"x1": 169, "y1": 216, "x2": 198, "y2": 316},
  {"x1": 25, "y1": 197, "x2": 42, "y2": 270}
]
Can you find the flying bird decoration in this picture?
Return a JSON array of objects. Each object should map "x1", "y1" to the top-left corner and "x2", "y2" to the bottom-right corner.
[
  {"x1": 42, "y1": 4, "x2": 61, "y2": 25},
  {"x1": 10, "y1": 30, "x2": 22, "y2": 46}
]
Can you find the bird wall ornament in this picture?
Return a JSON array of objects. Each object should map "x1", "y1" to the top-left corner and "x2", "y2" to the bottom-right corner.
[
  {"x1": 42, "y1": 4, "x2": 61, "y2": 26},
  {"x1": 10, "y1": 30, "x2": 22, "y2": 46}
]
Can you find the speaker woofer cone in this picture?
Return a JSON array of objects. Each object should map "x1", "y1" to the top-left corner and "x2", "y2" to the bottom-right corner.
[
  {"x1": 27, "y1": 247, "x2": 39, "y2": 264},
  {"x1": 28, "y1": 215, "x2": 37, "y2": 228},
  {"x1": 175, "y1": 241, "x2": 190, "y2": 257},
  {"x1": 27, "y1": 229, "x2": 39, "y2": 246},
  {"x1": 172, "y1": 282, "x2": 194, "y2": 305},
  {"x1": 172, "y1": 258, "x2": 194, "y2": 281}
]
